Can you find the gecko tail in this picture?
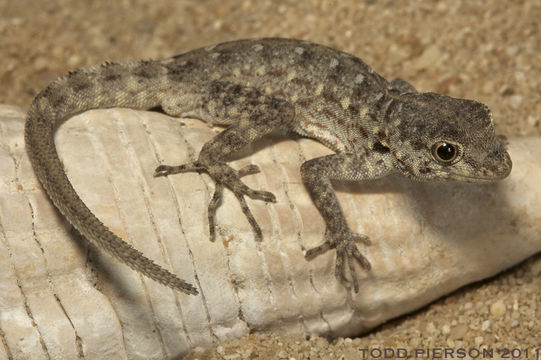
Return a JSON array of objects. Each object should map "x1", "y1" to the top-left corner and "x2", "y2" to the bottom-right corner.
[{"x1": 24, "y1": 62, "x2": 199, "y2": 295}]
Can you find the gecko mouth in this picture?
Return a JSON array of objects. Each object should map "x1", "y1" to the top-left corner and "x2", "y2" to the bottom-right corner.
[
  {"x1": 437, "y1": 151, "x2": 512, "y2": 183},
  {"x1": 441, "y1": 173, "x2": 507, "y2": 184}
]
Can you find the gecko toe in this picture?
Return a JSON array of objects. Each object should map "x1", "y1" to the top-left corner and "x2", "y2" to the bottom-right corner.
[
  {"x1": 154, "y1": 165, "x2": 175, "y2": 177},
  {"x1": 247, "y1": 189, "x2": 276, "y2": 202},
  {"x1": 154, "y1": 161, "x2": 205, "y2": 177},
  {"x1": 304, "y1": 241, "x2": 332, "y2": 260},
  {"x1": 353, "y1": 233, "x2": 371, "y2": 246},
  {"x1": 238, "y1": 164, "x2": 261, "y2": 177}
]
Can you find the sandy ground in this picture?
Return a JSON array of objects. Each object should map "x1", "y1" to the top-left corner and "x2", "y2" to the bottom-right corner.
[{"x1": 1, "y1": 0, "x2": 540, "y2": 358}]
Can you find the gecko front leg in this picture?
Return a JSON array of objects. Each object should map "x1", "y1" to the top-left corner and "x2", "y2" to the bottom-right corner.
[{"x1": 301, "y1": 151, "x2": 394, "y2": 292}]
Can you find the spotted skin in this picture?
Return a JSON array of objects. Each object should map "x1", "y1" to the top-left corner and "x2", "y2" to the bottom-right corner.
[{"x1": 25, "y1": 38, "x2": 512, "y2": 294}]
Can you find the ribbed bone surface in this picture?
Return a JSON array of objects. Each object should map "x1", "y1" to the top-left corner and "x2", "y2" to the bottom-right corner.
[{"x1": 0, "y1": 105, "x2": 539, "y2": 359}]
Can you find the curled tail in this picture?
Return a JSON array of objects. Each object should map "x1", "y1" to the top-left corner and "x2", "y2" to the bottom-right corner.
[{"x1": 25, "y1": 61, "x2": 198, "y2": 295}]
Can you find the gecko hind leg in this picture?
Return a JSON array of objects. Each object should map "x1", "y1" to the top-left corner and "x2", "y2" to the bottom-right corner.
[
  {"x1": 155, "y1": 162, "x2": 274, "y2": 241},
  {"x1": 155, "y1": 81, "x2": 294, "y2": 242}
]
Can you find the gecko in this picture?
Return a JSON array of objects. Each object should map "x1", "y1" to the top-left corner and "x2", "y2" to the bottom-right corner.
[{"x1": 25, "y1": 38, "x2": 512, "y2": 295}]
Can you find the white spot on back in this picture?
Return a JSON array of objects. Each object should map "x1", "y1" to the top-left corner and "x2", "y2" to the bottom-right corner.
[
  {"x1": 330, "y1": 58, "x2": 339, "y2": 68},
  {"x1": 294, "y1": 47, "x2": 305, "y2": 55},
  {"x1": 256, "y1": 65, "x2": 266, "y2": 76},
  {"x1": 359, "y1": 106, "x2": 368, "y2": 118},
  {"x1": 228, "y1": 106, "x2": 239, "y2": 116},
  {"x1": 340, "y1": 97, "x2": 350, "y2": 110},
  {"x1": 354, "y1": 74, "x2": 365, "y2": 84},
  {"x1": 205, "y1": 44, "x2": 217, "y2": 51},
  {"x1": 211, "y1": 52, "x2": 220, "y2": 59},
  {"x1": 253, "y1": 44, "x2": 264, "y2": 52},
  {"x1": 207, "y1": 99, "x2": 217, "y2": 114},
  {"x1": 315, "y1": 83, "x2": 324, "y2": 95},
  {"x1": 373, "y1": 92, "x2": 384, "y2": 102}
]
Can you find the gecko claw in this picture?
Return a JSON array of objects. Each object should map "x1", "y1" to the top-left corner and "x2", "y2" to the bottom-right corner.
[{"x1": 153, "y1": 165, "x2": 171, "y2": 177}]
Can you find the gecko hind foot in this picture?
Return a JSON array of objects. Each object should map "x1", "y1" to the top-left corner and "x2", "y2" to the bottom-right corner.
[
  {"x1": 154, "y1": 161, "x2": 276, "y2": 241},
  {"x1": 305, "y1": 229, "x2": 371, "y2": 293}
]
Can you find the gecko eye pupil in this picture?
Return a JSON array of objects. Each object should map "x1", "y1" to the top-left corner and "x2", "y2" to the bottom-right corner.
[{"x1": 432, "y1": 141, "x2": 458, "y2": 164}]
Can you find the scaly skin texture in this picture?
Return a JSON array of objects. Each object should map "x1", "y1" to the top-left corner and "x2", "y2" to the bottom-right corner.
[{"x1": 25, "y1": 38, "x2": 512, "y2": 294}]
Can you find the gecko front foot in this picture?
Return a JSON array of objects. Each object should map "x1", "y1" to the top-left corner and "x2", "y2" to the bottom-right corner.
[
  {"x1": 154, "y1": 161, "x2": 276, "y2": 241},
  {"x1": 305, "y1": 228, "x2": 371, "y2": 293}
]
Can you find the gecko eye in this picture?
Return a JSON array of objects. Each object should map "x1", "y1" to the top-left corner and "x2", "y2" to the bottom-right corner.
[{"x1": 431, "y1": 141, "x2": 460, "y2": 164}]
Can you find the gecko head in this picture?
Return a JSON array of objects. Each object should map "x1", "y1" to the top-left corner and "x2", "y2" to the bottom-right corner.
[{"x1": 388, "y1": 92, "x2": 512, "y2": 183}]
